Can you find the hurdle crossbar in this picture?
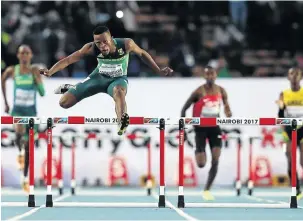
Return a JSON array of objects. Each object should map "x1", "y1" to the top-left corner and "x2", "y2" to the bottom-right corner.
[{"x1": 2, "y1": 116, "x2": 303, "y2": 126}]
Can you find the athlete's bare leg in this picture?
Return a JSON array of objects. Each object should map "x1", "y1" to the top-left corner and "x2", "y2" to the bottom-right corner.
[
  {"x1": 59, "y1": 92, "x2": 78, "y2": 109},
  {"x1": 22, "y1": 141, "x2": 30, "y2": 193},
  {"x1": 15, "y1": 124, "x2": 25, "y2": 170},
  {"x1": 113, "y1": 85, "x2": 127, "y2": 121},
  {"x1": 205, "y1": 147, "x2": 221, "y2": 191},
  {"x1": 195, "y1": 152, "x2": 207, "y2": 168},
  {"x1": 113, "y1": 85, "x2": 129, "y2": 135}
]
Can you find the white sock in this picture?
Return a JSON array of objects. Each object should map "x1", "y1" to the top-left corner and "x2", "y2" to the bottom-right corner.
[
  {"x1": 21, "y1": 175, "x2": 28, "y2": 183},
  {"x1": 19, "y1": 148, "x2": 25, "y2": 157}
]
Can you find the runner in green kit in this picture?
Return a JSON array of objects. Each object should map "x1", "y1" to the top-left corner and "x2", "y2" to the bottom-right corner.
[
  {"x1": 1, "y1": 45, "x2": 45, "y2": 193},
  {"x1": 40, "y1": 26, "x2": 173, "y2": 135}
]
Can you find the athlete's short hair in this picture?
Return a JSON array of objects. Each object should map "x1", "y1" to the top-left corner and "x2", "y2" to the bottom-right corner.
[
  {"x1": 205, "y1": 65, "x2": 215, "y2": 71},
  {"x1": 93, "y1": 26, "x2": 110, "y2": 35},
  {"x1": 17, "y1": 44, "x2": 32, "y2": 54}
]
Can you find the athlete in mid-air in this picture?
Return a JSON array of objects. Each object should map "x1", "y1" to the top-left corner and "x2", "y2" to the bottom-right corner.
[
  {"x1": 1, "y1": 45, "x2": 45, "y2": 193},
  {"x1": 181, "y1": 66, "x2": 232, "y2": 200},
  {"x1": 276, "y1": 67, "x2": 303, "y2": 200},
  {"x1": 40, "y1": 26, "x2": 173, "y2": 135}
]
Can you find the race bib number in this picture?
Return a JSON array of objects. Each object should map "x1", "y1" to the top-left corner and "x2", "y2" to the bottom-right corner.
[
  {"x1": 285, "y1": 106, "x2": 303, "y2": 118},
  {"x1": 15, "y1": 89, "x2": 35, "y2": 106},
  {"x1": 201, "y1": 106, "x2": 220, "y2": 117},
  {"x1": 98, "y1": 64, "x2": 123, "y2": 77}
]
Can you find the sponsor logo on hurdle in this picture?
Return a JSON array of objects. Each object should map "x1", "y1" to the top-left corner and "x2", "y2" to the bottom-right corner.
[
  {"x1": 217, "y1": 118, "x2": 259, "y2": 125},
  {"x1": 276, "y1": 118, "x2": 291, "y2": 125},
  {"x1": 184, "y1": 118, "x2": 200, "y2": 125},
  {"x1": 47, "y1": 131, "x2": 52, "y2": 145},
  {"x1": 53, "y1": 117, "x2": 68, "y2": 124},
  {"x1": 179, "y1": 131, "x2": 184, "y2": 145},
  {"x1": 13, "y1": 117, "x2": 29, "y2": 124},
  {"x1": 144, "y1": 118, "x2": 159, "y2": 124},
  {"x1": 85, "y1": 117, "x2": 119, "y2": 124}
]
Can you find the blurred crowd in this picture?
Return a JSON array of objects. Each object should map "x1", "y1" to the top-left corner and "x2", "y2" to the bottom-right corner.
[{"x1": 1, "y1": 1, "x2": 303, "y2": 78}]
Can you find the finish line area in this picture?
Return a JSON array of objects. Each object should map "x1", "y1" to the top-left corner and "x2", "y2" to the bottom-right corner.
[
  {"x1": 1, "y1": 116, "x2": 303, "y2": 220},
  {"x1": 2, "y1": 187, "x2": 303, "y2": 220}
]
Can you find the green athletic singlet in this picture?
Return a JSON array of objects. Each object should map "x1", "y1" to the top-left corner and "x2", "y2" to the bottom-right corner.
[
  {"x1": 68, "y1": 38, "x2": 129, "y2": 101},
  {"x1": 11, "y1": 65, "x2": 37, "y2": 116},
  {"x1": 11, "y1": 64, "x2": 39, "y2": 140}
]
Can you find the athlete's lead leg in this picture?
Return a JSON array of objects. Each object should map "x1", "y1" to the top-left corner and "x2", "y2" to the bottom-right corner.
[
  {"x1": 205, "y1": 147, "x2": 221, "y2": 191},
  {"x1": 113, "y1": 86, "x2": 129, "y2": 135}
]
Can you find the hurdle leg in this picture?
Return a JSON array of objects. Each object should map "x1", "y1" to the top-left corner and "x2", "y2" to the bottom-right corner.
[
  {"x1": 71, "y1": 140, "x2": 76, "y2": 195},
  {"x1": 177, "y1": 119, "x2": 185, "y2": 208},
  {"x1": 28, "y1": 118, "x2": 35, "y2": 207},
  {"x1": 146, "y1": 137, "x2": 152, "y2": 196},
  {"x1": 236, "y1": 138, "x2": 242, "y2": 196},
  {"x1": 290, "y1": 119, "x2": 298, "y2": 208},
  {"x1": 46, "y1": 118, "x2": 53, "y2": 207},
  {"x1": 58, "y1": 141, "x2": 63, "y2": 195},
  {"x1": 248, "y1": 138, "x2": 254, "y2": 196},
  {"x1": 158, "y1": 118, "x2": 166, "y2": 207}
]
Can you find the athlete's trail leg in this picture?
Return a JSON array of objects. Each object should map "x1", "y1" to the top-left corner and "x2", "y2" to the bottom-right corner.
[
  {"x1": 24, "y1": 142, "x2": 29, "y2": 179},
  {"x1": 59, "y1": 92, "x2": 78, "y2": 109},
  {"x1": 113, "y1": 86, "x2": 127, "y2": 121},
  {"x1": 22, "y1": 141, "x2": 30, "y2": 192},
  {"x1": 205, "y1": 147, "x2": 221, "y2": 191}
]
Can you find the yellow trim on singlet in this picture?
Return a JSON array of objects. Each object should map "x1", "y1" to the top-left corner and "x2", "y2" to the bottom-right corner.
[{"x1": 282, "y1": 87, "x2": 303, "y2": 129}]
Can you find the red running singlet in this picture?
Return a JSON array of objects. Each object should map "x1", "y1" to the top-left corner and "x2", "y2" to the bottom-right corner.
[{"x1": 193, "y1": 93, "x2": 222, "y2": 117}]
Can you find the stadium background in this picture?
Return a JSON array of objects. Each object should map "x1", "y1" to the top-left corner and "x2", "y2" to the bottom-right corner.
[{"x1": 1, "y1": 1, "x2": 303, "y2": 188}]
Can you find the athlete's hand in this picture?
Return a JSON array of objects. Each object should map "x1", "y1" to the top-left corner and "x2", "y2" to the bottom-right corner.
[
  {"x1": 39, "y1": 68, "x2": 52, "y2": 77},
  {"x1": 160, "y1": 67, "x2": 173, "y2": 76},
  {"x1": 225, "y1": 111, "x2": 232, "y2": 118},
  {"x1": 276, "y1": 100, "x2": 284, "y2": 109}
]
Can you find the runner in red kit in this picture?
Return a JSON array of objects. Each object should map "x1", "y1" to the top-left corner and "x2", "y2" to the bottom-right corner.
[{"x1": 181, "y1": 66, "x2": 232, "y2": 200}]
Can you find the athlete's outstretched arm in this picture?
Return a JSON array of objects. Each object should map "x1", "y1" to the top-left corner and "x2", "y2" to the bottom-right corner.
[
  {"x1": 32, "y1": 66, "x2": 45, "y2": 97},
  {"x1": 40, "y1": 43, "x2": 94, "y2": 77},
  {"x1": 125, "y1": 38, "x2": 173, "y2": 76},
  {"x1": 1, "y1": 66, "x2": 14, "y2": 113},
  {"x1": 181, "y1": 88, "x2": 199, "y2": 117},
  {"x1": 220, "y1": 87, "x2": 232, "y2": 117}
]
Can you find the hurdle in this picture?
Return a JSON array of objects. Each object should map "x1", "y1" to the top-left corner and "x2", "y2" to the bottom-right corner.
[
  {"x1": 247, "y1": 136, "x2": 262, "y2": 196},
  {"x1": 219, "y1": 133, "x2": 242, "y2": 196},
  {"x1": 1, "y1": 116, "x2": 167, "y2": 208},
  {"x1": 178, "y1": 126, "x2": 243, "y2": 196},
  {"x1": 177, "y1": 117, "x2": 302, "y2": 209},
  {"x1": 55, "y1": 132, "x2": 153, "y2": 196}
]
